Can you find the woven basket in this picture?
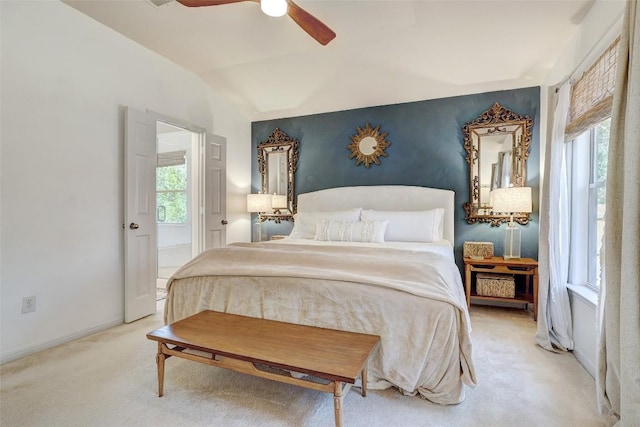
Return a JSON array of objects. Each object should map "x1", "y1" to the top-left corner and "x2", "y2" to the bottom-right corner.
[
  {"x1": 463, "y1": 242, "x2": 494, "y2": 259},
  {"x1": 476, "y1": 273, "x2": 515, "y2": 298}
]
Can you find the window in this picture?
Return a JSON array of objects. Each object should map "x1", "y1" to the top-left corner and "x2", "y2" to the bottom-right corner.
[
  {"x1": 567, "y1": 118, "x2": 609, "y2": 289},
  {"x1": 565, "y1": 37, "x2": 618, "y2": 290},
  {"x1": 157, "y1": 163, "x2": 188, "y2": 224},
  {"x1": 588, "y1": 118, "x2": 609, "y2": 288}
]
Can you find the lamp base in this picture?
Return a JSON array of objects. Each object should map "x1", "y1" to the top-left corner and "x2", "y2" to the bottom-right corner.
[
  {"x1": 252, "y1": 220, "x2": 262, "y2": 242},
  {"x1": 502, "y1": 224, "x2": 521, "y2": 259}
]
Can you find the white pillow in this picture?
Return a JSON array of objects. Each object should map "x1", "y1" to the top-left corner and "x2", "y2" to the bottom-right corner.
[
  {"x1": 360, "y1": 209, "x2": 445, "y2": 242},
  {"x1": 289, "y1": 208, "x2": 362, "y2": 239},
  {"x1": 314, "y1": 220, "x2": 388, "y2": 243}
]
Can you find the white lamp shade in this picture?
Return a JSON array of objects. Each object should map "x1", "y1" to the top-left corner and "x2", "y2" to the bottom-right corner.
[
  {"x1": 260, "y1": 0, "x2": 288, "y2": 17},
  {"x1": 491, "y1": 187, "x2": 532, "y2": 213},
  {"x1": 246, "y1": 193, "x2": 272, "y2": 213},
  {"x1": 271, "y1": 194, "x2": 288, "y2": 209}
]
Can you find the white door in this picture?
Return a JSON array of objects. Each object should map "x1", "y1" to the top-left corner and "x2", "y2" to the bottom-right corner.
[
  {"x1": 124, "y1": 107, "x2": 157, "y2": 323},
  {"x1": 204, "y1": 134, "x2": 226, "y2": 249}
]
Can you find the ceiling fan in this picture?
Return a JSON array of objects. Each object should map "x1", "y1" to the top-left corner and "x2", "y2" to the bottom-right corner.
[{"x1": 176, "y1": 0, "x2": 336, "y2": 45}]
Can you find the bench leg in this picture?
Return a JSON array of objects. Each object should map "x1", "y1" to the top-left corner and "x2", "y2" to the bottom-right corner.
[
  {"x1": 333, "y1": 381, "x2": 344, "y2": 427},
  {"x1": 156, "y1": 343, "x2": 165, "y2": 397},
  {"x1": 361, "y1": 366, "x2": 368, "y2": 397}
]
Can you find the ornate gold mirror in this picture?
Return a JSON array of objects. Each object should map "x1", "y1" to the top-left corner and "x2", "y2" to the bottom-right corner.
[
  {"x1": 463, "y1": 103, "x2": 533, "y2": 226},
  {"x1": 347, "y1": 123, "x2": 391, "y2": 168},
  {"x1": 258, "y1": 128, "x2": 299, "y2": 223}
]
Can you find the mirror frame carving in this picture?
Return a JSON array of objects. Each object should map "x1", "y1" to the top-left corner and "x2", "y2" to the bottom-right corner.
[
  {"x1": 257, "y1": 128, "x2": 299, "y2": 223},
  {"x1": 347, "y1": 123, "x2": 391, "y2": 168},
  {"x1": 463, "y1": 103, "x2": 533, "y2": 226}
]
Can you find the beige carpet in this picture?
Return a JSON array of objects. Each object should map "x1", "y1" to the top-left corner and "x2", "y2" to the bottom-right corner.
[{"x1": 0, "y1": 303, "x2": 617, "y2": 427}]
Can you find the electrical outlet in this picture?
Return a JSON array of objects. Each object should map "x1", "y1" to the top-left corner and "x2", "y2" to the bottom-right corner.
[{"x1": 22, "y1": 296, "x2": 36, "y2": 314}]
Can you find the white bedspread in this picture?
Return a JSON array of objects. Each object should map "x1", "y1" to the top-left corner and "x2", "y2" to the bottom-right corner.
[
  {"x1": 165, "y1": 242, "x2": 476, "y2": 404},
  {"x1": 272, "y1": 237, "x2": 457, "y2": 259}
]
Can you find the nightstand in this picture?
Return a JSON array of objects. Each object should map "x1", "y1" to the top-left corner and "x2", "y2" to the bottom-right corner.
[{"x1": 464, "y1": 257, "x2": 538, "y2": 321}]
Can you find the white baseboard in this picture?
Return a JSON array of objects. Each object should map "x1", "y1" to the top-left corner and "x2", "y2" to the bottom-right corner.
[
  {"x1": 573, "y1": 347, "x2": 596, "y2": 378},
  {"x1": 0, "y1": 317, "x2": 123, "y2": 365}
]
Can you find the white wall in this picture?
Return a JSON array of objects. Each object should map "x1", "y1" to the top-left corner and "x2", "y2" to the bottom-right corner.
[
  {"x1": 568, "y1": 288, "x2": 598, "y2": 378},
  {"x1": 540, "y1": 0, "x2": 625, "y2": 189},
  {"x1": 0, "y1": 1, "x2": 251, "y2": 362},
  {"x1": 541, "y1": 0, "x2": 625, "y2": 376},
  {"x1": 544, "y1": 0, "x2": 625, "y2": 88}
]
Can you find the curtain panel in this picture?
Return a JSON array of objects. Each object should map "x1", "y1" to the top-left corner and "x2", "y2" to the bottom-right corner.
[
  {"x1": 596, "y1": 0, "x2": 640, "y2": 424},
  {"x1": 536, "y1": 83, "x2": 574, "y2": 351}
]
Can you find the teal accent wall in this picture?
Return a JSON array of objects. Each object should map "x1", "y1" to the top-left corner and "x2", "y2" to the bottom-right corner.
[{"x1": 252, "y1": 87, "x2": 541, "y2": 269}]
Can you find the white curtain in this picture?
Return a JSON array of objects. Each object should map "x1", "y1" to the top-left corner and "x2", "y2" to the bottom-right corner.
[
  {"x1": 535, "y1": 82, "x2": 574, "y2": 351},
  {"x1": 500, "y1": 151, "x2": 512, "y2": 188},
  {"x1": 596, "y1": 0, "x2": 640, "y2": 424}
]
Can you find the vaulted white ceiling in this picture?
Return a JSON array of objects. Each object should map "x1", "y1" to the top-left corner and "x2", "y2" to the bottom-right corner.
[{"x1": 64, "y1": 0, "x2": 598, "y2": 121}]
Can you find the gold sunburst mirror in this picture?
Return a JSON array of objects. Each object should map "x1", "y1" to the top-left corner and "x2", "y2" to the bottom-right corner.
[{"x1": 347, "y1": 123, "x2": 391, "y2": 168}]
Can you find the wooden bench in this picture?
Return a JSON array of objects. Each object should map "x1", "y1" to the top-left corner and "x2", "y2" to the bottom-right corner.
[{"x1": 146, "y1": 310, "x2": 380, "y2": 427}]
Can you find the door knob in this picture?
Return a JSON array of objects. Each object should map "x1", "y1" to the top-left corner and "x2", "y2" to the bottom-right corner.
[
  {"x1": 221, "y1": 219, "x2": 228, "y2": 225},
  {"x1": 129, "y1": 223, "x2": 140, "y2": 230}
]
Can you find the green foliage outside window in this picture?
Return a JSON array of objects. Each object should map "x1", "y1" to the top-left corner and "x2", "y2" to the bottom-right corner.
[
  {"x1": 592, "y1": 118, "x2": 610, "y2": 289},
  {"x1": 595, "y1": 118, "x2": 610, "y2": 202},
  {"x1": 157, "y1": 165, "x2": 187, "y2": 223}
]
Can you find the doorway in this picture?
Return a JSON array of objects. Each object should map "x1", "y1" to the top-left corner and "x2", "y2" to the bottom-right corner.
[
  {"x1": 156, "y1": 121, "x2": 201, "y2": 299},
  {"x1": 125, "y1": 107, "x2": 226, "y2": 322}
]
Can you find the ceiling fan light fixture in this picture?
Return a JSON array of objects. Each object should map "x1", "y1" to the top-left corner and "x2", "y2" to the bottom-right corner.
[{"x1": 260, "y1": 0, "x2": 288, "y2": 17}]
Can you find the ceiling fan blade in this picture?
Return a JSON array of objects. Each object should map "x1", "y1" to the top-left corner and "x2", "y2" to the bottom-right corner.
[
  {"x1": 287, "y1": 0, "x2": 336, "y2": 46},
  {"x1": 176, "y1": 0, "x2": 257, "y2": 7}
]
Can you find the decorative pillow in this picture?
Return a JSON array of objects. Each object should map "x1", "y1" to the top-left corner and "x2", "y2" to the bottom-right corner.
[
  {"x1": 288, "y1": 208, "x2": 362, "y2": 239},
  {"x1": 360, "y1": 209, "x2": 445, "y2": 242},
  {"x1": 314, "y1": 220, "x2": 388, "y2": 243}
]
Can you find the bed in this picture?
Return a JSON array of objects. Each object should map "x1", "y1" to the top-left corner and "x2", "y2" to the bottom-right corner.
[{"x1": 164, "y1": 185, "x2": 476, "y2": 404}]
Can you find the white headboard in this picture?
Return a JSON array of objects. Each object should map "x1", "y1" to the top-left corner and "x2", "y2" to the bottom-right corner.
[{"x1": 297, "y1": 185, "x2": 455, "y2": 245}]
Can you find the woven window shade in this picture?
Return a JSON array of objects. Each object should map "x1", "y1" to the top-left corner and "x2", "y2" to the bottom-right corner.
[
  {"x1": 157, "y1": 150, "x2": 186, "y2": 167},
  {"x1": 565, "y1": 37, "x2": 620, "y2": 141}
]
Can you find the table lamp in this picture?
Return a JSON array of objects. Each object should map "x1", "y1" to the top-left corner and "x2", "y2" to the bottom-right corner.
[
  {"x1": 271, "y1": 194, "x2": 288, "y2": 213},
  {"x1": 246, "y1": 193, "x2": 272, "y2": 242},
  {"x1": 491, "y1": 187, "x2": 532, "y2": 259}
]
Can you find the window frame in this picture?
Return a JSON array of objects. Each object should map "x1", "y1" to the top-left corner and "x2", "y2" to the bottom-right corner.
[
  {"x1": 156, "y1": 163, "x2": 189, "y2": 225},
  {"x1": 567, "y1": 118, "x2": 609, "y2": 290}
]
